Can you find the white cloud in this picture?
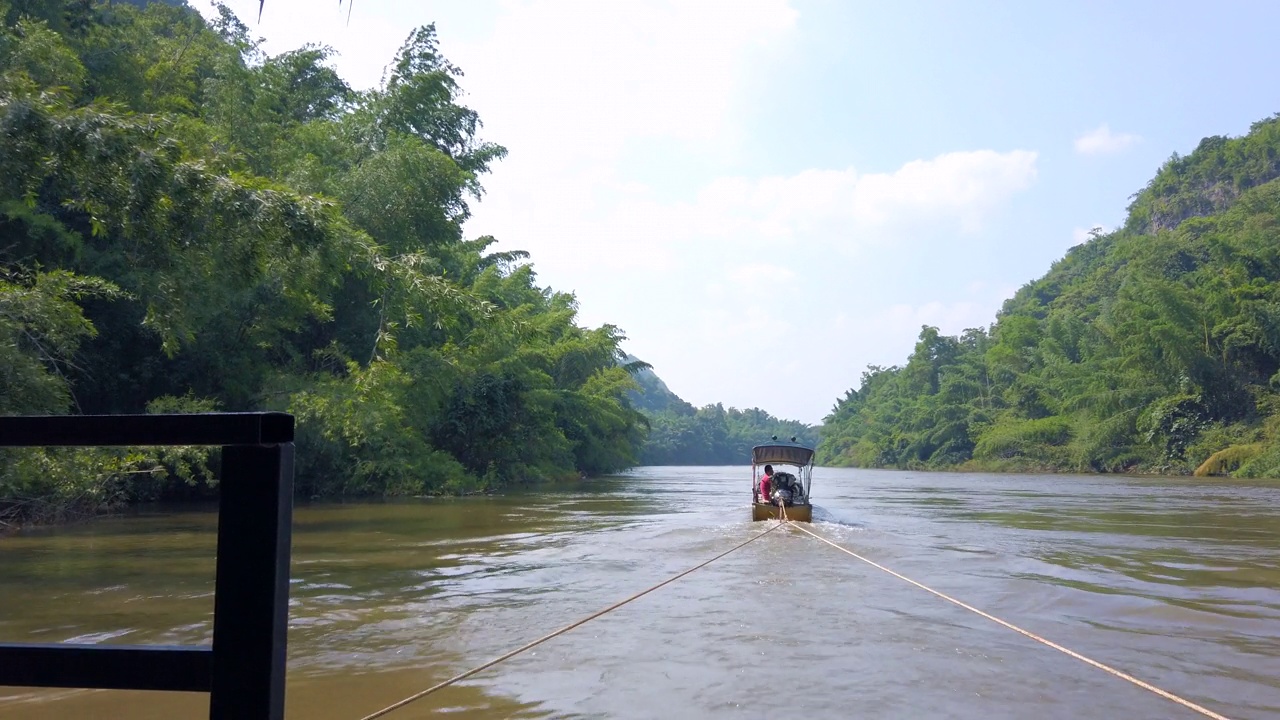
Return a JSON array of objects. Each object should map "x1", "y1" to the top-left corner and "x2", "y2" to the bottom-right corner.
[
  {"x1": 728, "y1": 263, "x2": 796, "y2": 285},
  {"x1": 1074, "y1": 124, "x2": 1140, "y2": 155},
  {"x1": 689, "y1": 150, "x2": 1038, "y2": 245},
  {"x1": 468, "y1": 148, "x2": 1038, "y2": 293}
]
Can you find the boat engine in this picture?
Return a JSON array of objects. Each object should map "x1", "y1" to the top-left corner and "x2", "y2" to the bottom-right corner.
[{"x1": 770, "y1": 472, "x2": 803, "y2": 505}]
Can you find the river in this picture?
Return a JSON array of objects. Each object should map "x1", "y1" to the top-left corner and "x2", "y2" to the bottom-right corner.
[{"x1": 1, "y1": 468, "x2": 1278, "y2": 719}]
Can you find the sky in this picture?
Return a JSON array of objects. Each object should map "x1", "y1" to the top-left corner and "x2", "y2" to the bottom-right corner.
[{"x1": 201, "y1": 0, "x2": 1280, "y2": 424}]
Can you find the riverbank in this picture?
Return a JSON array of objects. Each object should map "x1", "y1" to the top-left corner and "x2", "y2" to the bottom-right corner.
[
  {"x1": 0, "y1": 469, "x2": 598, "y2": 536},
  {"x1": 820, "y1": 456, "x2": 1248, "y2": 478}
]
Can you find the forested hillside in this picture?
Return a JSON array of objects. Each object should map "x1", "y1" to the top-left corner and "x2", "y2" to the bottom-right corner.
[
  {"x1": 819, "y1": 114, "x2": 1280, "y2": 478},
  {"x1": 0, "y1": 1, "x2": 646, "y2": 524},
  {"x1": 627, "y1": 361, "x2": 819, "y2": 465}
]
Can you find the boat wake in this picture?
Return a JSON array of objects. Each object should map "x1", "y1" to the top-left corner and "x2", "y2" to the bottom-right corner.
[{"x1": 809, "y1": 506, "x2": 866, "y2": 534}]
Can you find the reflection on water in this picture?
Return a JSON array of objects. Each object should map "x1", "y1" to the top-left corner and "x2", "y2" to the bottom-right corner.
[{"x1": 1, "y1": 470, "x2": 1278, "y2": 719}]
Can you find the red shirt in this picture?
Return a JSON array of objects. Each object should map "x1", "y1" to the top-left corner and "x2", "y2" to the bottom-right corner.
[{"x1": 760, "y1": 473, "x2": 772, "y2": 502}]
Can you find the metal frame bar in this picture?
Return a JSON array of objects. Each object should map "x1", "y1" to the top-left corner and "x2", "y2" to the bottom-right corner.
[
  {"x1": 0, "y1": 644, "x2": 213, "y2": 692},
  {"x1": 0, "y1": 413, "x2": 294, "y2": 720}
]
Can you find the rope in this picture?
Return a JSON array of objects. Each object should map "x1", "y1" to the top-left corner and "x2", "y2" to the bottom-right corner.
[
  {"x1": 787, "y1": 523, "x2": 1232, "y2": 720},
  {"x1": 356, "y1": 520, "x2": 786, "y2": 720}
]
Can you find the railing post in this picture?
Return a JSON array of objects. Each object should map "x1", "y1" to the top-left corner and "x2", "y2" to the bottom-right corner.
[
  {"x1": 209, "y1": 443, "x2": 294, "y2": 720},
  {"x1": 0, "y1": 413, "x2": 295, "y2": 718}
]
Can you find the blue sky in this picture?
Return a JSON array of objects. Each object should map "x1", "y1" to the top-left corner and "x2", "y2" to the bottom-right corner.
[{"x1": 204, "y1": 0, "x2": 1280, "y2": 424}]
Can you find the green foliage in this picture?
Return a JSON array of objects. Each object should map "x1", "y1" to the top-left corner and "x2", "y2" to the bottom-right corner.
[
  {"x1": 821, "y1": 116, "x2": 1280, "y2": 478},
  {"x1": 973, "y1": 416, "x2": 1072, "y2": 465},
  {"x1": 1126, "y1": 116, "x2": 1280, "y2": 234},
  {"x1": 0, "y1": 1, "x2": 645, "y2": 525},
  {"x1": 1235, "y1": 441, "x2": 1280, "y2": 477},
  {"x1": 375, "y1": 24, "x2": 507, "y2": 179},
  {"x1": 0, "y1": 268, "x2": 121, "y2": 414},
  {"x1": 638, "y1": 401, "x2": 820, "y2": 466},
  {"x1": 1, "y1": 16, "x2": 86, "y2": 93}
]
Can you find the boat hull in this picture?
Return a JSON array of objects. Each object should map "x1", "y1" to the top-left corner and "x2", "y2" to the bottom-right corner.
[{"x1": 752, "y1": 502, "x2": 811, "y2": 522}]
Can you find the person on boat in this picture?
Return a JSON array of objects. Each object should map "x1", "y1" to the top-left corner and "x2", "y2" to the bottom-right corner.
[{"x1": 759, "y1": 465, "x2": 774, "y2": 504}]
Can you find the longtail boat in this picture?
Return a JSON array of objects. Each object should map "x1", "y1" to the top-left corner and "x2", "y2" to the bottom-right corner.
[{"x1": 750, "y1": 438, "x2": 814, "y2": 522}]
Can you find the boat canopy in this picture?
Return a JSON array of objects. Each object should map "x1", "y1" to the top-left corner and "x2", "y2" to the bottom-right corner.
[{"x1": 751, "y1": 443, "x2": 815, "y2": 467}]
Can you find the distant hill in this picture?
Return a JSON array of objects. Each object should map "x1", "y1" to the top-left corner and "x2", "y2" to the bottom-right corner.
[
  {"x1": 625, "y1": 356, "x2": 820, "y2": 465},
  {"x1": 625, "y1": 356, "x2": 694, "y2": 415}
]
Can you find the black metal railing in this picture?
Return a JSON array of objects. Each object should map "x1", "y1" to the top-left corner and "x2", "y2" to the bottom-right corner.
[{"x1": 0, "y1": 412, "x2": 295, "y2": 720}]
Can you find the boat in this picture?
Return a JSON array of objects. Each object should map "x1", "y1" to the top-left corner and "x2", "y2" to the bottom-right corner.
[{"x1": 751, "y1": 437, "x2": 814, "y2": 522}]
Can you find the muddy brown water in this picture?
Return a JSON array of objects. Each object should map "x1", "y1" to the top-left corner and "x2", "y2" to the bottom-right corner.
[{"x1": 1, "y1": 468, "x2": 1278, "y2": 719}]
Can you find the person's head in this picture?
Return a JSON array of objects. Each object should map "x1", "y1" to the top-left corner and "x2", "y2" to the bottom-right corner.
[{"x1": 764, "y1": 465, "x2": 773, "y2": 475}]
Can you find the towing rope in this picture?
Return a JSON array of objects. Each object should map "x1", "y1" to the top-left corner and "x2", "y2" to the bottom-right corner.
[
  {"x1": 356, "y1": 519, "x2": 786, "y2": 720},
  {"x1": 787, "y1": 522, "x2": 1233, "y2": 720}
]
